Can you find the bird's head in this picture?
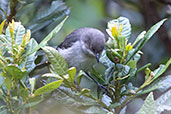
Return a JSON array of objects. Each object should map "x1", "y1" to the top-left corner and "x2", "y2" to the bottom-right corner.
[{"x1": 81, "y1": 28, "x2": 105, "y2": 62}]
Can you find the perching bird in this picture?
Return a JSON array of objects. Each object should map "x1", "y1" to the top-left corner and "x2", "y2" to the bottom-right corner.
[
  {"x1": 36, "y1": 27, "x2": 105, "y2": 72},
  {"x1": 57, "y1": 27, "x2": 105, "y2": 72}
]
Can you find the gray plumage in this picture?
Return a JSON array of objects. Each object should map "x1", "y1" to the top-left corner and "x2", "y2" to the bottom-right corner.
[{"x1": 57, "y1": 27, "x2": 105, "y2": 72}]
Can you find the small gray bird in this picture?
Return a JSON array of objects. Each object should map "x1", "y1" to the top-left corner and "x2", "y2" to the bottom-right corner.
[
  {"x1": 35, "y1": 28, "x2": 105, "y2": 74},
  {"x1": 57, "y1": 27, "x2": 105, "y2": 72}
]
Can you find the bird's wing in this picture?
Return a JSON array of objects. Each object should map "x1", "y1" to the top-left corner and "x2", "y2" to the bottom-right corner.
[{"x1": 57, "y1": 30, "x2": 81, "y2": 49}]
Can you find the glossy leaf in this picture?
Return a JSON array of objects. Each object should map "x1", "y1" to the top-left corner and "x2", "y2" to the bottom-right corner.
[
  {"x1": 34, "y1": 80, "x2": 63, "y2": 96},
  {"x1": 42, "y1": 46, "x2": 68, "y2": 75}
]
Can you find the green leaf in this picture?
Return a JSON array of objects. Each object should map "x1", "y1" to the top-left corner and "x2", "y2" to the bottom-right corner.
[
  {"x1": 42, "y1": 46, "x2": 68, "y2": 75},
  {"x1": 109, "y1": 102, "x2": 120, "y2": 109},
  {"x1": 27, "y1": 0, "x2": 69, "y2": 33},
  {"x1": 6, "y1": 22, "x2": 26, "y2": 45},
  {"x1": 136, "y1": 84, "x2": 160, "y2": 96},
  {"x1": 42, "y1": 73, "x2": 63, "y2": 80},
  {"x1": 126, "y1": 60, "x2": 136, "y2": 68},
  {"x1": 132, "y1": 31, "x2": 146, "y2": 47},
  {"x1": 0, "y1": 19, "x2": 6, "y2": 35},
  {"x1": 118, "y1": 36, "x2": 125, "y2": 50},
  {"x1": 152, "y1": 58, "x2": 171, "y2": 81},
  {"x1": 2, "y1": 65, "x2": 26, "y2": 80},
  {"x1": 34, "y1": 80, "x2": 63, "y2": 96},
  {"x1": 29, "y1": 77, "x2": 36, "y2": 94},
  {"x1": 116, "y1": 64, "x2": 130, "y2": 77},
  {"x1": 76, "y1": 70, "x2": 84, "y2": 85},
  {"x1": 24, "y1": 16, "x2": 68, "y2": 57},
  {"x1": 125, "y1": 18, "x2": 167, "y2": 64},
  {"x1": 138, "y1": 92, "x2": 156, "y2": 114},
  {"x1": 20, "y1": 87, "x2": 29, "y2": 101},
  {"x1": 3, "y1": 76, "x2": 12, "y2": 92},
  {"x1": 68, "y1": 67, "x2": 76, "y2": 82},
  {"x1": 137, "y1": 63, "x2": 152, "y2": 72},
  {"x1": 24, "y1": 38, "x2": 38, "y2": 72},
  {"x1": 17, "y1": 96, "x2": 43, "y2": 109},
  {"x1": 111, "y1": 49, "x2": 122, "y2": 59}
]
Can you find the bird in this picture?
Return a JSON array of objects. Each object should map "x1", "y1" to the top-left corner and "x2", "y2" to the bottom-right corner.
[
  {"x1": 34, "y1": 27, "x2": 106, "y2": 91},
  {"x1": 57, "y1": 27, "x2": 105, "y2": 72},
  {"x1": 35, "y1": 27, "x2": 105, "y2": 72}
]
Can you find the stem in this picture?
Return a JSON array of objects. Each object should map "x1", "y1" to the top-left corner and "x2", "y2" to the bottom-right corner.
[
  {"x1": 6, "y1": 93, "x2": 13, "y2": 113},
  {"x1": 7, "y1": 0, "x2": 18, "y2": 22}
]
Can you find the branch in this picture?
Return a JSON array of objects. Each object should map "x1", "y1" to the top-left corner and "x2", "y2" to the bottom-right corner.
[{"x1": 7, "y1": 0, "x2": 18, "y2": 22}]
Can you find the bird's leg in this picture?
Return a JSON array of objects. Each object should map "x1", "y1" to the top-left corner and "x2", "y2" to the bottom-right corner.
[{"x1": 85, "y1": 72, "x2": 109, "y2": 94}]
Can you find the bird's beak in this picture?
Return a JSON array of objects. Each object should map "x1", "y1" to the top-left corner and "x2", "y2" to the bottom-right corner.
[{"x1": 96, "y1": 53, "x2": 100, "y2": 62}]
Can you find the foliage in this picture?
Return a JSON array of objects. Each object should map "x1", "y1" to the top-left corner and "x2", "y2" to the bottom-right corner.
[
  {"x1": 0, "y1": 17, "x2": 67, "y2": 114},
  {"x1": 0, "y1": 1, "x2": 171, "y2": 114}
]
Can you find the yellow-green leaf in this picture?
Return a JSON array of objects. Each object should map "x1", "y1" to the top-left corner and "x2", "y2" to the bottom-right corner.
[
  {"x1": 34, "y1": 80, "x2": 63, "y2": 96},
  {"x1": 0, "y1": 20, "x2": 6, "y2": 34}
]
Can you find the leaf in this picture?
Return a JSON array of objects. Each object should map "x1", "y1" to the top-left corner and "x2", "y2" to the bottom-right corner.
[
  {"x1": 118, "y1": 36, "x2": 125, "y2": 50},
  {"x1": 2, "y1": 65, "x2": 26, "y2": 80},
  {"x1": 132, "y1": 31, "x2": 146, "y2": 47},
  {"x1": 42, "y1": 73, "x2": 63, "y2": 80},
  {"x1": 126, "y1": 60, "x2": 136, "y2": 68},
  {"x1": 0, "y1": 19, "x2": 6, "y2": 34},
  {"x1": 156, "y1": 89, "x2": 171, "y2": 106},
  {"x1": 156, "y1": 105, "x2": 171, "y2": 114},
  {"x1": 156, "y1": 89, "x2": 171, "y2": 113},
  {"x1": 111, "y1": 49, "x2": 122, "y2": 59},
  {"x1": 99, "y1": 50, "x2": 114, "y2": 67},
  {"x1": 24, "y1": 38, "x2": 38, "y2": 72},
  {"x1": 138, "y1": 92, "x2": 156, "y2": 114},
  {"x1": 137, "y1": 75, "x2": 171, "y2": 96},
  {"x1": 6, "y1": 22, "x2": 26, "y2": 45},
  {"x1": 3, "y1": 76, "x2": 12, "y2": 92},
  {"x1": 155, "y1": 75, "x2": 171, "y2": 92},
  {"x1": 42, "y1": 46, "x2": 68, "y2": 75},
  {"x1": 17, "y1": 96, "x2": 43, "y2": 109},
  {"x1": 53, "y1": 86, "x2": 107, "y2": 114},
  {"x1": 137, "y1": 63, "x2": 152, "y2": 72},
  {"x1": 152, "y1": 58, "x2": 171, "y2": 81},
  {"x1": 68, "y1": 67, "x2": 76, "y2": 83},
  {"x1": 34, "y1": 80, "x2": 63, "y2": 96},
  {"x1": 107, "y1": 17, "x2": 131, "y2": 39},
  {"x1": 116, "y1": 64, "x2": 130, "y2": 77},
  {"x1": 29, "y1": 77, "x2": 36, "y2": 94},
  {"x1": 27, "y1": 0, "x2": 69, "y2": 33},
  {"x1": 76, "y1": 70, "x2": 84, "y2": 85},
  {"x1": 136, "y1": 84, "x2": 160, "y2": 96},
  {"x1": 125, "y1": 18, "x2": 167, "y2": 64},
  {"x1": 24, "y1": 16, "x2": 68, "y2": 57},
  {"x1": 20, "y1": 87, "x2": 29, "y2": 101}
]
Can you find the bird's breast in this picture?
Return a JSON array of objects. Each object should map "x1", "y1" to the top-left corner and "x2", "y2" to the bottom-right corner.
[{"x1": 58, "y1": 41, "x2": 96, "y2": 72}]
